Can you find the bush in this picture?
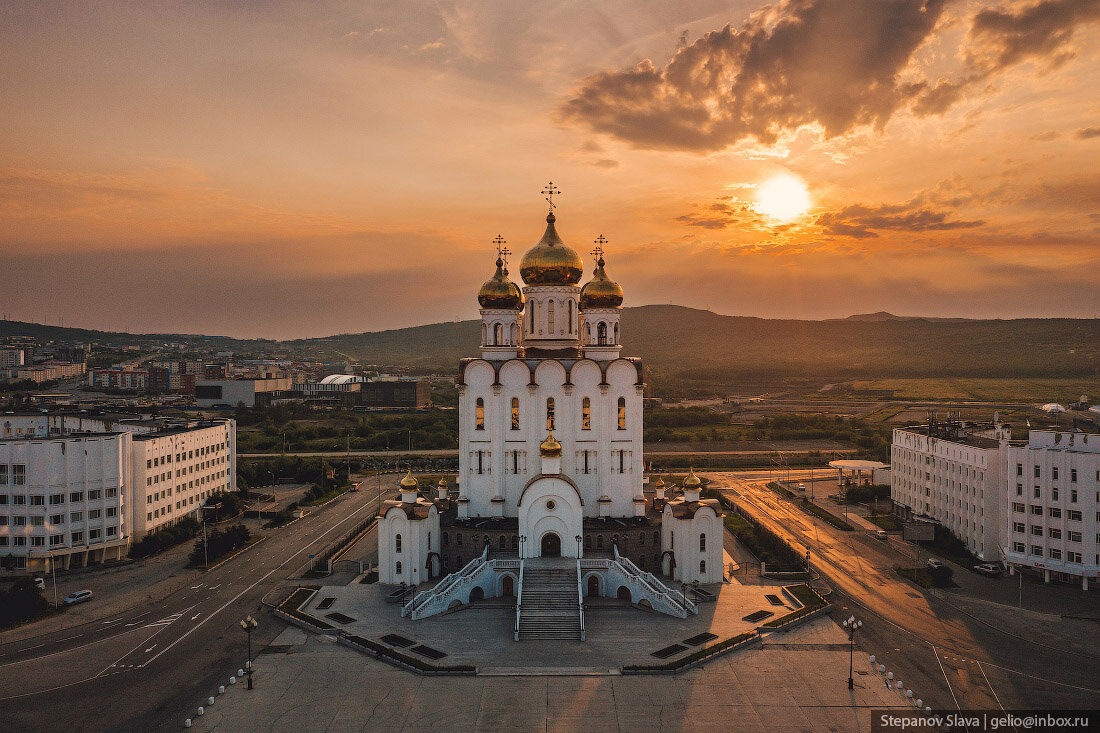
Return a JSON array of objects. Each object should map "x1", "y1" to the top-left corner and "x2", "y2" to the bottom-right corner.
[
  {"x1": 129, "y1": 517, "x2": 200, "y2": 560},
  {"x1": 0, "y1": 579, "x2": 49, "y2": 627},
  {"x1": 204, "y1": 491, "x2": 243, "y2": 519},
  {"x1": 929, "y1": 564, "x2": 954, "y2": 587},
  {"x1": 723, "y1": 508, "x2": 805, "y2": 572},
  {"x1": 190, "y1": 523, "x2": 252, "y2": 567}
]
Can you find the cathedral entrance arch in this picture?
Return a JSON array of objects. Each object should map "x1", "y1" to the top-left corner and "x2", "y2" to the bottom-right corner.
[
  {"x1": 587, "y1": 575, "x2": 600, "y2": 597},
  {"x1": 541, "y1": 532, "x2": 561, "y2": 557},
  {"x1": 501, "y1": 574, "x2": 515, "y2": 597}
]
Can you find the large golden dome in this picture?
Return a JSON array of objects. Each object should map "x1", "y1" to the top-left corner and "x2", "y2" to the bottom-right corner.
[
  {"x1": 477, "y1": 257, "x2": 524, "y2": 309},
  {"x1": 519, "y1": 212, "x2": 584, "y2": 286},
  {"x1": 579, "y1": 255, "x2": 624, "y2": 309}
]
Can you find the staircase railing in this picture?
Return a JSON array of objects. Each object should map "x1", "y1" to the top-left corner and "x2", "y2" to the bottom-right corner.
[
  {"x1": 514, "y1": 558, "x2": 524, "y2": 641},
  {"x1": 402, "y1": 545, "x2": 489, "y2": 619},
  {"x1": 576, "y1": 558, "x2": 586, "y2": 641},
  {"x1": 610, "y1": 546, "x2": 698, "y2": 617}
]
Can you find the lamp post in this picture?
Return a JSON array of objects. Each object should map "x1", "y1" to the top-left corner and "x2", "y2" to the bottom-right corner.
[
  {"x1": 519, "y1": 535, "x2": 526, "y2": 559},
  {"x1": 575, "y1": 535, "x2": 582, "y2": 559},
  {"x1": 843, "y1": 615, "x2": 863, "y2": 690},
  {"x1": 240, "y1": 615, "x2": 258, "y2": 689}
]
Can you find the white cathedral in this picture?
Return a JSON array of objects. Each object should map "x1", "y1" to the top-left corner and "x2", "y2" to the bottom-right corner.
[{"x1": 378, "y1": 196, "x2": 724, "y2": 630}]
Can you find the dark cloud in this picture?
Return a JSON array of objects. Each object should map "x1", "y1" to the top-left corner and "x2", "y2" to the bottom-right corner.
[
  {"x1": 817, "y1": 198, "x2": 985, "y2": 239},
  {"x1": 590, "y1": 159, "x2": 620, "y2": 169},
  {"x1": 675, "y1": 201, "x2": 754, "y2": 230},
  {"x1": 558, "y1": 0, "x2": 947, "y2": 152},
  {"x1": 1076, "y1": 127, "x2": 1100, "y2": 139},
  {"x1": 968, "y1": 0, "x2": 1100, "y2": 73}
]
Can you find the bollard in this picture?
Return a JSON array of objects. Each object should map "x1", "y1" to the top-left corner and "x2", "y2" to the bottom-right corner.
[
  {"x1": 197, "y1": 707, "x2": 204, "y2": 716},
  {"x1": 185, "y1": 719, "x2": 192, "y2": 728},
  {"x1": 906, "y1": 690, "x2": 913, "y2": 700},
  {"x1": 208, "y1": 696, "x2": 215, "y2": 706},
  {"x1": 869, "y1": 655, "x2": 875, "y2": 664},
  {"x1": 230, "y1": 676, "x2": 237, "y2": 685},
  {"x1": 218, "y1": 685, "x2": 225, "y2": 694},
  {"x1": 878, "y1": 664, "x2": 885, "y2": 674},
  {"x1": 925, "y1": 707, "x2": 932, "y2": 715},
  {"x1": 238, "y1": 669, "x2": 245, "y2": 677},
  {"x1": 917, "y1": 699, "x2": 922, "y2": 708},
  {"x1": 897, "y1": 681, "x2": 903, "y2": 690}
]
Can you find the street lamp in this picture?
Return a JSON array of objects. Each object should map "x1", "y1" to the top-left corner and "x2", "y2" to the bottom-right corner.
[
  {"x1": 519, "y1": 535, "x2": 526, "y2": 559},
  {"x1": 575, "y1": 535, "x2": 582, "y2": 559},
  {"x1": 240, "y1": 615, "x2": 258, "y2": 689},
  {"x1": 843, "y1": 615, "x2": 863, "y2": 690}
]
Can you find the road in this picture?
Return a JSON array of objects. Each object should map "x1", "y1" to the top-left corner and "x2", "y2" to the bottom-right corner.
[
  {"x1": 712, "y1": 471, "x2": 1100, "y2": 718},
  {"x1": 0, "y1": 484, "x2": 396, "y2": 733}
]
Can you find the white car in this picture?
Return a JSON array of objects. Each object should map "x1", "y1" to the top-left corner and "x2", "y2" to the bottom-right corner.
[{"x1": 63, "y1": 589, "x2": 94, "y2": 605}]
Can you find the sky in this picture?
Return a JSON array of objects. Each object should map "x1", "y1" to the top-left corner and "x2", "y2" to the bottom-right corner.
[{"x1": 1, "y1": 0, "x2": 1099, "y2": 339}]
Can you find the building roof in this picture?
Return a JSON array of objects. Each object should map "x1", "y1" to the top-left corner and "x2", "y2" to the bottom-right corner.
[
  {"x1": 319, "y1": 374, "x2": 361, "y2": 385},
  {"x1": 828, "y1": 459, "x2": 890, "y2": 470}
]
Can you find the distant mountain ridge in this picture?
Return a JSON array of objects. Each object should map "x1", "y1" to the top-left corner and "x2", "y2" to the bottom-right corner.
[
  {"x1": 833, "y1": 311, "x2": 975, "y2": 323},
  {"x1": 5, "y1": 306, "x2": 1100, "y2": 391}
]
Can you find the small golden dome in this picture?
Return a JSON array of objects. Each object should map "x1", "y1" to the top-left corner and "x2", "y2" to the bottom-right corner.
[
  {"x1": 478, "y1": 257, "x2": 524, "y2": 309},
  {"x1": 539, "y1": 430, "x2": 562, "y2": 458},
  {"x1": 400, "y1": 470, "x2": 418, "y2": 488},
  {"x1": 438, "y1": 477, "x2": 448, "y2": 488},
  {"x1": 519, "y1": 212, "x2": 584, "y2": 286},
  {"x1": 683, "y1": 467, "x2": 701, "y2": 488},
  {"x1": 579, "y1": 256, "x2": 624, "y2": 309},
  {"x1": 654, "y1": 476, "x2": 665, "y2": 489}
]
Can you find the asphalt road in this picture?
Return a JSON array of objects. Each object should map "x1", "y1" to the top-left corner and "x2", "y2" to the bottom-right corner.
[
  {"x1": 0, "y1": 485, "x2": 395, "y2": 733},
  {"x1": 713, "y1": 471, "x2": 1100, "y2": 720}
]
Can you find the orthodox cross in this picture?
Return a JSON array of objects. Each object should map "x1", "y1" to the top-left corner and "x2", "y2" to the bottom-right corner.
[
  {"x1": 591, "y1": 234, "x2": 608, "y2": 262},
  {"x1": 541, "y1": 181, "x2": 561, "y2": 211},
  {"x1": 492, "y1": 234, "x2": 510, "y2": 264}
]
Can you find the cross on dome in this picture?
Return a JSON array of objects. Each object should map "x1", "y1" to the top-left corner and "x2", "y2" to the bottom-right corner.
[
  {"x1": 541, "y1": 181, "x2": 561, "y2": 212},
  {"x1": 591, "y1": 235, "x2": 608, "y2": 263},
  {"x1": 492, "y1": 234, "x2": 510, "y2": 264}
]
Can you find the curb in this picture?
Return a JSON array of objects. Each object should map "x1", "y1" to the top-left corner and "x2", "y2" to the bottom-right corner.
[{"x1": 199, "y1": 535, "x2": 267, "y2": 573}]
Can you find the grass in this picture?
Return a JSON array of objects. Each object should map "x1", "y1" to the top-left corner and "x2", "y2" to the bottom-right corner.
[
  {"x1": 342, "y1": 633, "x2": 476, "y2": 674},
  {"x1": 847, "y1": 377, "x2": 1100, "y2": 403},
  {"x1": 761, "y1": 584, "x2": 828, "y2": 628},
  {"x1": 798, "y1": 500, "x2": 854, "y2": 531},
  {"x1": 867, "y1": 515, "x2": 900, "y2": 531},
  {"x1": 723, "y1": 510, "x2": 805, "y2": 572},
  {"x1": 767, "y1": 481, "x2": 797, "y2": 499},
  {"x1": 277, "y1": 586, "x2": 335, "y2": 630}
]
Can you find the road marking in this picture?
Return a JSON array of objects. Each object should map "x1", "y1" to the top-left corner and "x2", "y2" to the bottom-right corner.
[
  {"x1": 191, "y1": 613, "x2": 201, "y2": 621},
  {"x1": 977, "y1": 661, "x2": 1005, "y2": 713},
  {"x1": 0, "y1": 625, "x2": 149, "y2": 671},
  {"x1": 145, "y1": 644, "x2": 157, "y2": 653},
  {"x1": 190, "y1": 584, "x2": 205, "y2": 590},
  {"x1": 23, "y1": 644, "x2": 44, "y2": 651},
  {"x1": 931, "y1": 644, "x2": 963, "y2": 712},
  {"x1": 101, "y1": 617, "x2": 123, "y2": 625},
  {"x1": 56, "y1": 634, "x2": 82, "y2": 642},
  {"x1": 209, "y1": 584, "x2": 221, "y2": 590}
]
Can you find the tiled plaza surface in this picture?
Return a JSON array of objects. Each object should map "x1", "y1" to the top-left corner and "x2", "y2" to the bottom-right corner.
[{"x1": 186, "y1": 617, "x2": 908, "y2": 732}]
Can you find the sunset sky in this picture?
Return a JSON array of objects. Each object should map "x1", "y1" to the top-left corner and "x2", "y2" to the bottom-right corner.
[{"x1": 2, "y1": 0, "x2": 1099, "y2": 339}]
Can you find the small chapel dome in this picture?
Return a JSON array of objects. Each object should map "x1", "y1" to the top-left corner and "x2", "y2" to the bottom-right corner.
[
  {"x1": 539, "y1": 430, "x2": 563, "y2": 458},
  {"x1": 683, "y1": 467, "x2": 702, "y2": 489},
  {"x1": 519, "y1": 212, "x2": 584, "y2": 286},
  {"x1": 477, "y1": 257, "x2": 524, "y2": 309},
  {"x1": 654, "y1": 476, "x2": 665, "y2": 490},
  {"x1": 579, "y1": 255, "x2": 624, "y2": 309},
  {"x1": 400, "y1": 470, "x2": 419, "y2": 489},
  {"x1": 438, "y1": 477, "x2": 448, "y2": 489}
]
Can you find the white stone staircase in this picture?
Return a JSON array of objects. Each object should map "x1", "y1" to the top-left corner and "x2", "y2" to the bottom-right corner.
[{"x1": 517, "y1": 558, "x2": 581, "y2": 641}]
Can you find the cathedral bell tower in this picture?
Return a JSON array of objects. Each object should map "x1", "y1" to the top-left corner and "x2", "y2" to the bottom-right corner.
[{"x1": 477, "y1": 235, "x2": 524, "y2": 360}]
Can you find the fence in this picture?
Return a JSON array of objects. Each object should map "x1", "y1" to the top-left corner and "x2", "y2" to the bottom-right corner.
[{"x1": 310, "y1": 515, "x2": 377, "y2": 574}]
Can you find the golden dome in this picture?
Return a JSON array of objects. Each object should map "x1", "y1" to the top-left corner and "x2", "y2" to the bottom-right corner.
[
  {"x1": 478, "y1": 257, "x2": 524, "y2": 310},
  {"x1": 400, "y1": 470, "x2": 418, "y2": 488},
  {"x1": 683, "y1": 467, "x2": 702, "y2": 488},
  {"x1": 654, "y1": 476, "x2": 665, "y2": 488},
  {"x1": 539, "y1": 430, "x2": 562, "y2": 458},
  {"x1": 519, "y1": 213, "x2": 584, "y2": 286},
  {"x1": 438, "y1": 477, "x2": 448, "y2": 488},
  {"x1": 579, "y1": 255, "x2": 624, "y2": 309}
]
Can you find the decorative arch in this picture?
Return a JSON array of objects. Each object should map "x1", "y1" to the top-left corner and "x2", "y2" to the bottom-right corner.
[
  {"x1": 582, "y1": 572, "x2": 603, "y2": 597},
  {"x1": 498, "y1": 359, "x2": 532, "y2": 388},
  {"x1": 533, "y1": 359, "x2": 567, "y2": 389},
  {"x1": 567, "y1": 359, "x2": 602, "y2": 389},
  {"x1": 605, "y1": 358, "x2": 642, "y2": 387},
  {"x1": 493, "y1": 322, "x2": 503, "y2": 345},
  {"x1": 517, "y1": 474, "x2": 585, "y2": 507}
]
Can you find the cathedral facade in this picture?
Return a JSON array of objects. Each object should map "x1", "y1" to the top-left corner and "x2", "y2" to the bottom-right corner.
[{"x1": 378, "y1": 203, "x2": 723, "y2": 591}]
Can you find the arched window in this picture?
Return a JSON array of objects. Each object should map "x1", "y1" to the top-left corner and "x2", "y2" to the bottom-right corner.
[
  {"x1": 584, "y1": 535, "x2": 592, "y2": 549},
  {"x1": 617, "y1": 397, "x2": 626, "y2": 430},
  {"x1": 428, "y1": 532, "x2": 431, "y2": 549},
  {"x1": 581, "y1": 397, "x2": 591, "y2": 430},
  {"x1": 499, "y1": 535, "x2": 506, "y2": 550},
  {"x1": 597, "y1": 321, "x2": 607, "y2": 345},
  {"x1": 568, "y1": 300, "x2": 574, "y2": 332},
  {"x1": 511, "y1": 397, "x2": 520, "y2": 430},
  {"x1": 586, "y1": 323, "x2": 593, "y2": 344},
  {"x1": 482, "y1": 323, "x2": 487, "y2": 345},
  {"x1": 510, "y1": 323, "x2": 517, "y2": 344},
  {"x1": 395, "y1": 534, "x2": 402, "y2": 553},
  {"x1": 443, "y1": 532, "x2": 449, "y2": 546},
  {"x1": 653, "y1": 531, "x2": 660, "y2": 545},
  {"x1": 548, "y1": 299, "x2": 555, "y2": 332},
  {"x1": 699, "y1": 533, "x2": 706, "y2": 552},
  {"x1": 493, "y1": 323, "x2": 502, "y2": 345},
  {"x1": 528, "y1": 300, "x2": 535, "y2": 332},
  {"x1": 613, "y1": 323, "x2": 619, "y2": 343},
  {"x1": 639, "y1": 532, "x2": 645, "y2": 545},
  {"x1": 511, "y1": 535, "x2": 518, "y2": 550},
  {"x1": 396, "y1": 561, "x2": 403, "y2": 574},
  {"x1": 546, "y1": 397, "x2": 555, "y2": 430},
  {"x1": 699, "y1": 560, "x2": 706, "y2": 574},
  {"x1": 457, "y1": 533, "x2": 463, "y2": 546},
  {"x1": 475, "y1": 398, "x2": 485, "y2": 430},
  {"x1": 597, "y1": 535, "x2": 604, "y2": 549}
]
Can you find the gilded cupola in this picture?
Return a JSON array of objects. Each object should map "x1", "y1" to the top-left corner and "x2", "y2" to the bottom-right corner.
[
  {"x1": 519, "y1": 212, "x2": 584, "y2": 286},
  {"x1": 477, "y1": 257, "x2": 524, "y2": 310},
  {"x1": 579, "y1": 254, "x2": 624, "y2": 309}
]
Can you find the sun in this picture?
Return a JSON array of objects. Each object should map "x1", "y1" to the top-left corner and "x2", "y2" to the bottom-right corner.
[{"x1": 754, "y1": 174, "x2": 812, "y2": 222}]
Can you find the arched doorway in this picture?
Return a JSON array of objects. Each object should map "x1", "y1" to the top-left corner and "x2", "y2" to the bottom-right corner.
[
  {"x1": 541, "y1": 532, "x2": 561, "y2": 557},
  {"x1": 502, "y1": 575, "x2": 515, "y2": 597},
  {"x1": 470, "y1": 587, "x2": 485, "y2": 603},
  {"x1": 616, "y1": 586, "x2": 632, "y2": 602},
  {"x1": 587, "y1": 575, "x2": 600, "y2": 597}
]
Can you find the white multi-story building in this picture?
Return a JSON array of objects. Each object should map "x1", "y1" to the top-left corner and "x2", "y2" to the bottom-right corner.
[
  {"x1": 0, "y1": 413, "x2": 235, "y2": 573},
  {"x1": 1002, "y1": 431, "x2": 1100, "y2": 589},
  {"x1": 891, "y1": 420, "x2": 1008, "y2": 561},
  {"x1": 892, "y1": 421, "x2": 1098, "y2": 589}
]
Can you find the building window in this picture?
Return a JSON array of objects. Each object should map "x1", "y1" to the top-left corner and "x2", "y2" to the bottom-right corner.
[
  {"x1": 1031, "y1": 525, "x2": 1042, "y2": 536},
  {"x1": 546, "y1": 398, "x2": 555, "y2": 430},
  {"x1": 1049, "y1": 507, "x2": 1061, "y2": 519},
  {"x1": 617, "y1": 397, "x2": 626, "y2": 430},
  {"x1": 1033, "y1": 487, "x2": 1040, "y2": 499},
  {"x1": 475, "y1": 398, "x2": 485, "y2": 430},
  {"x1": 494, "y1": 322, "x2": 503, "y2": 345},
  {"x1": 1016, "y1": 463, "x2": 1022, "y2": 476},
  {"x1": 699, "y1": 533, "x2": 706, "y2": 552},
  {"x1": 1030, "y1": 545, "x2": 1042, "y2": 556},
  {"x1": 1048, "y1": 528, "x2": 1061, "y2": 540},
  {"x1": 511, "y1": 398, "x2": 520, "y2": 430},
  {"x1": 548, "y1": 299, "x2": 555, "y2": 332},
  {"x1": 597, "y1": 321, "x2": 607, "y2": 345},
  {"x1": 395, "y1": 534, "x2": 402, "y2": 553},
  {"x1": 1013, "y1": 522, "x2": 1025, "y2": 533},
  {"x1": 1034, "y1": 465, "x2": 1040, "y2": 478},
  {"x1": 1068, "y1": 551, "x2": 1082, "y2": 564},
  {"x1": 1071, "y1": 468, "x2": 1077, "y2": 482},
  {"x1": 1068, "y1": 510, "x2": 1082, "y2": 521},
  {"x1": 395, "y1": 561, "x2": 402, "y2": 575},
  {"x1": 581, "y1": 397, "x2": 591, "y2": 430},
  {"x1": 1030, "y1": 505, "x2": 1042, "y2": 516},
  {"x1": 1049, "y1": 548, "x2": 1061, "y2": 560},
  {"x1": 1053, "y1": 467, "x2": 1059, "y2": 480},
  {"x1": 443, "y1": 533, "x2": 449, "y2": 546},
  {"x1": 49, "y1": 493, "x2": 63, "y2": 505},
  {"x1": 457, "y1": 534, "x2": 463, "y2": 546},
  {"x1": 499, "y1": 536, "x2": 506, "y2": 550},
  {"x1": 12, "y1": 465, "x2": 24, "y2": 485},
  {"x1": 1012, "y1": 502, "x2": 1024, "y2": 513},
  {"x1": 597, "y1": 535, "x2": 604, "y2": 549},
  {"x1": 1068, "y1": 531, "x2": 1082, "y2": 543},
  {"x1": 699, "y1": 560, "x2": 706, "y2": 574},
  {"x1": 568, "y1": 300, "x2": 574, "y2": 332},
  {"x1": 30, "y1": 495, "x2": 44, "y2": 506},
  {"x1": 1071, "y1": 489, "x2": 1078, "y2": 503},
  {"x1": 1052, "y1": 488, "x2": 1059, "y2": 501},
  {"x1": 0, "y1": 466, "x2": 6, "y2": 484},
  {"x1": 1013, "y1": 542, "x2": 1025, "y2": 553}
]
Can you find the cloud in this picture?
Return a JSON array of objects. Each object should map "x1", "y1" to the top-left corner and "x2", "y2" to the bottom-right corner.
[
  {"x1": 1076, "y1": 127, "x2": 1100, "y2": 139},
  {"x1": 816, "y1": 198, "x2": 985, "y2": 239},
  {"x1": 558, "y1": 0, "x2": 948, "y2": 151},
  {"x1": 967, "y1": 0, "x2": 1100, "y2": 74},
  {"x1": 675, "y1": 201, "x2": 755, "y2": 230}
]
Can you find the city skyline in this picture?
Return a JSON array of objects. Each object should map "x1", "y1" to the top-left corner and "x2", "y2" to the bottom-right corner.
[{"x1": 2, "y1": 0, "x2": 1099, "y2": 339}]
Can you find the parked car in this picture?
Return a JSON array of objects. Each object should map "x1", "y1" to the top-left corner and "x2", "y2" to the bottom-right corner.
[
  {"x1": 63, "y1": 589, "x2": 93, "y2": 605},
  {"x1": 926, "y1": 558, "x2": 945, "y2": 571},
  {"x1": 874, "y1": 530, "x2": 889, "y2": 541},
  {"x1": 796, "y1": 483, "x2": 806, "y2": 491},
  {"x1": 974, "y1": 563, "x2": 1003, "y2": 578}
]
